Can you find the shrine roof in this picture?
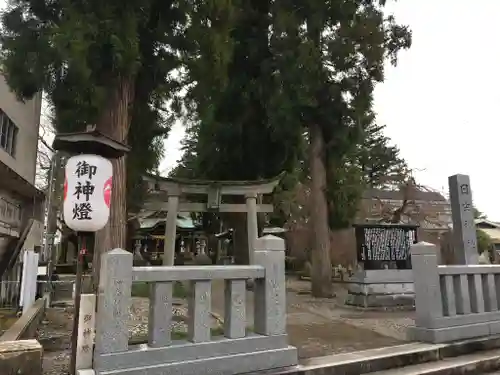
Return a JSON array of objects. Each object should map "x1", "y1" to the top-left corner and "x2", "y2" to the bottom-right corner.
[
  {"x1": 139, "y1": 212, "x2": 195, "y2": 230},
  {"x1": 52, "y1": 129, "x2": 130, "y2": 158}
]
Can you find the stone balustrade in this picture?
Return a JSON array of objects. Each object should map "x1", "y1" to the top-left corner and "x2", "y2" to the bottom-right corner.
[
  {"x1": 82, "y1": 235, "x2": 297, "y2": 375},
  {"x1": 410, "y1": 241, "x2": 500, "y2": 343}
]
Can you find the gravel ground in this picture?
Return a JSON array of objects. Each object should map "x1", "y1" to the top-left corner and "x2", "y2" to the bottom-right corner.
[
  {"x1": 127, "y1": 298, "x2": 194, "y2": 338},
  {"x1": 41, "y1": 297, "x2": 221, "y2": 375}
]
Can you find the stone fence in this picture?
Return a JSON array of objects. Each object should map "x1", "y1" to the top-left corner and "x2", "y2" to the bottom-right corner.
[
  {"x1": 410, "y1": 242, "x2": 500, "y2": 343},
  {"x1": 0, "y1": 295, "x2": 47, "y2": 375},
  {"x1": 81, "y1": 235, "x2": 297, "y2": 375}
]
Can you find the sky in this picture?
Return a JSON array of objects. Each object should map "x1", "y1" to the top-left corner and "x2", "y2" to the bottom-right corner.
[{"x1": 159, "y1": 0, "x2": 500, "y2": 220}]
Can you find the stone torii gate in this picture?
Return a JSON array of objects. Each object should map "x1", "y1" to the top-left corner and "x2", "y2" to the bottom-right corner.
[{"x1": 142, "y1": 174, "x2": 283, "y2": 265}]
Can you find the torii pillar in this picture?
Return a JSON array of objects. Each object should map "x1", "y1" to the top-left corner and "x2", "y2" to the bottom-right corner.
[
  {"x1": 245, "y1": 193, "x2": 258, "y2": 264},
  {"x1": 164, "y1": 194, "x2": 179, "y2": 265}
]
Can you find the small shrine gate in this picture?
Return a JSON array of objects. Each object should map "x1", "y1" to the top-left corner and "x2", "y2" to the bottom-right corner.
[{"x1": 142, "y1": 174, "x2": 282, "y2": 265}]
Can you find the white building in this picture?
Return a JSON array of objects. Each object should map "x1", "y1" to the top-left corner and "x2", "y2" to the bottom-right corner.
[{"x1": 0, "y1": 75, "x2": 45, "y2": 281}]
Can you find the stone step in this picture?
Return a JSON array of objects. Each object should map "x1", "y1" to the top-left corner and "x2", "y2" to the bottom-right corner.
[
  {"x1": 368, "y1": 348, "x2": 500, "y2": 374},
  {"x1": 250, "y1": 336, "x2": 500, "y2": 375}
]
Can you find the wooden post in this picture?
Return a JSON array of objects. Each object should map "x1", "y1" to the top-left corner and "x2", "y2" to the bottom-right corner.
[
  {"x1": 75, "y1": 294, "x2": 96, "y2": 370},
  {"x1": 71, "y1": 234, "x2": 91, "y2": 374}
]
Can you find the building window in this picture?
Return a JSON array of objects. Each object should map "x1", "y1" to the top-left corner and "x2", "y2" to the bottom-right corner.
[{"x1": 0, "y1": 110, "x2": 18, "y2": 157}]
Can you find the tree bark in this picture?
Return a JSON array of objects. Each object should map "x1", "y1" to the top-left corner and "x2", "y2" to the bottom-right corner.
[
  {"x1": 92, "y1": 77, "x2": 134, "y2": 292},
  {"x1": 309, "y1": 122, "x2": 333, "y2": 297},
  {"x1": 226, "y1": 213, "x2": 249, "y2": 265},
  {"x1": 58, "y1": 240, "x2": 68, "y2": 263}
]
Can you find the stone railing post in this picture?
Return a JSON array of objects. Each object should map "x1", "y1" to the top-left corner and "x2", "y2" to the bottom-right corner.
[
  {"x1": 253, "y1": 235, "x2": 286, "y2": 336},
  {"x1": 94, "y1": 249, "x2": 133, "y2": 360},
  {"x1": 411, "y1": 242, "x2": 443, "y2": 328}
]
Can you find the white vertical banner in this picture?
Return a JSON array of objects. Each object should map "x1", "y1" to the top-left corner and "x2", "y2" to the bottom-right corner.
[
  {"x1": 20, "y1": 250, "x2": 39, "y2": 314},
  {"x1": 19, "y1": 250, "x2": 27, "y2": 307},
  {"x1": 75, "y1": 293, "x2": 96, "y2": 370},
  {"x1": 30, "y1": 251, "x2": 39, "y2": 307}
]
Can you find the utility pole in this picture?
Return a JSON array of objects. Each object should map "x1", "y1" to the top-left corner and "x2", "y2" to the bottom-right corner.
[{"x1": 44, "y1": 152, "x2": 64, "y2": 304}]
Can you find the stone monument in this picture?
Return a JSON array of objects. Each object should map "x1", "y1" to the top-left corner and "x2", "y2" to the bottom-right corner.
[
  {"x1": 345, "y1": 224, "x2": 418, "y2": 308},
  {"x1": 448, "y1": 174, "x2": 479, "y2": 264}
]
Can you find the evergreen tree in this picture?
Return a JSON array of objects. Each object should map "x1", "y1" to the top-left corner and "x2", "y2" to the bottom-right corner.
[
  {"x1": 174, "y1": 1, "x2": 411, "y2": 296},
  {"x1": 268, "y1": 0, "x2": 411, "y2": 296},
  {"x1": 179, "y1": 0, "x2": 302, "y2": 182},
  {"x1": 357, "y1": 121, "x2": 406, "y2": 188},
  {"x1": 174, "y1": 0, "x2": 304, "y2": 264},
  {"x1": 0, "y1": 0, "x2": 186, "y2": 251}
]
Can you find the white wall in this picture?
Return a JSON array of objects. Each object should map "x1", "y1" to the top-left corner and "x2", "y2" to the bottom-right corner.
[{"x1": 0, "y1": 76, "x2": 42, "y2": 184}]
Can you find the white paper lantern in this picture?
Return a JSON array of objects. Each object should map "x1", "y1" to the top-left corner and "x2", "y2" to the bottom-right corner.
[{"x1": 63, "y1": 154, "x2": 113, "y2": 232}]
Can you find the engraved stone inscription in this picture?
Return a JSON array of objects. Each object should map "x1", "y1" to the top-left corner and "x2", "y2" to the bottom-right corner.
[{"x1": 449, "y1": 174, "x2": 478, "y2": 264}]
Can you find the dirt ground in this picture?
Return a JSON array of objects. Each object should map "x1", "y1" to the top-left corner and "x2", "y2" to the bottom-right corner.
[
  {"x1": 39, "y1": 308, "x2": 72, "y2": 375},
  {"x1": 0, "y1": 308, "x2": 19, "y2": 334},
  {"x1": 287, "y1": 321, "x2": 401, "y2": 358},
  {"x1": 40, "y1": 277, "x2": 409, "y2": 374}
]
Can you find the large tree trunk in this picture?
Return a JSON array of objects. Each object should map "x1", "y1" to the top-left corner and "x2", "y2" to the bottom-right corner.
[
  {"x1": 309, "y1": 122, "x2": 333, "y2": 297},
  {"x1": 92, "y1": 77, "x2": 134, "y2": 292},
  {"x1": 58, "y1": 240, "x2": 68, "y2": 264},
  {"x1": 225, "y1": 213, "x2": 249, "y2": 265}
]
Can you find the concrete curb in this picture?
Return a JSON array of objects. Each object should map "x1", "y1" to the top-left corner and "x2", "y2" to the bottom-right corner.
[
  {"x1": 246, "y1": 335, "x2": 500, "y2": 375},
  {"x1": 0, "y1": 296, "x2": 47, "y2": 341}
]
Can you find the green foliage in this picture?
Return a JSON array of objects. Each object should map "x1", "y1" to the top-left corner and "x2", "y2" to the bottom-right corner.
[
  {"x1": 326, "y1": 162, "x2": 364, "y2": 229},
  {"x1": 175, "y1": 0, "x2": 303, "y2": 182},
  {"x1": 477, "y1": 229, "x2": 492, "y2": 254},
  {"x1": 0, "y1": 0, "x2": 184, "y2": 211},
  {"x1": 474, "y1": 208, "x2": 487, "y2": 220},
  {"x1": 356, "y1": 121, "x2": 407, "y2": 188},
  {"x1": 1, "y1": 0, "x2": 411, "y2": 228},
  {"x1": 173, "y1": 0, "x2": 411, "y2": 231},
  {"x1": 270, "y1": 0, "x2": 412, "y2": 221},
  {"x1": 324, "y1": 120, "x2": 406, "y2": 228}
]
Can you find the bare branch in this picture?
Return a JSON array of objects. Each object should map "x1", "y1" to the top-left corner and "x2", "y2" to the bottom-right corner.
[
  {"x1": 39, "y1": 136, "x2": 54, "y2": 153},
  {"x1": 371, "y1": 167, "x2": 448, "y2": 228}
]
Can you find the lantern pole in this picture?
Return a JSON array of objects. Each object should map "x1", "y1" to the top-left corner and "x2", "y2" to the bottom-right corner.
[{"x1": 70, "y1": 232, "x2": 90, "y2": 373}]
